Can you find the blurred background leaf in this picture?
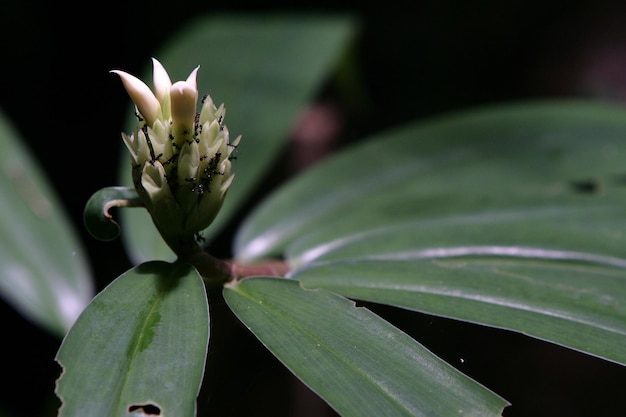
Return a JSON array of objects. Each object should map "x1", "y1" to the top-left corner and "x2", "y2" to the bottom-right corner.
[{"x1": 0, "y1": 107, "x2": 94, "y2": 337}]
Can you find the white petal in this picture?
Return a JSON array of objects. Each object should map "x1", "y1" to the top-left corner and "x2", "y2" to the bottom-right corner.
[
  {"x1": 170, "y1": 81, "x2": 198, "y2": 134},
  {"x1": 177, "y1": 141, "x2": 200, "y2": 182},
  {"x1": 186, "y1": 66, "x2": 200, "y2": 90},
  {"x1": 231, "y1": 134, "x2": 242, "y2": 149},
  {"x1": 134, "y1": 128, "x2": 153, "y2": 165},
  {"x1": 220, "y1": 172, "x2": 235, "y2": 195},
  {"x1": 141, "y1": 161, "x2": 168, "y2": 204},
  {"x1": 151, "y1": 58, "x2": 172, "y2": 104},
  {"x1": 121, "y1": 132, "x2": 139, "y2": 164},
  {"x1": 199, "y1": 94, "x2": 217, "y2": 125},
  {"x1": 151, "y1": 120, "x2": 173, "y2": 162},
  {"x1": 111, "y1": 69, "x2": 161, "y2": 126},
  {"x1": 176, "y1": 142, "x2": 201, "y2": 213}
]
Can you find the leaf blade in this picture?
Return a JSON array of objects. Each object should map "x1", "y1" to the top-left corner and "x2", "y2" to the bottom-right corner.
[
  {"x1": 293, "y1": 256, "x2": 626, "y2": 366},
  {"x1": 234, "y1": 100, "x2": 626, "y2": 368},
  {"x1": 55, "y1": 261, "x2": 209, "y2": 417},
  {"x1": 234, "y1": 100, "x2": 626, "y2": 261},
  {"x1": 224, "y1": 277, "x2": 509, "y2": 417}
]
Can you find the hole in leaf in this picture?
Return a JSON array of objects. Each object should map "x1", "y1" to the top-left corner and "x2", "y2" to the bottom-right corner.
[
  {"x1": 128, "y1": 403, "x2": 161, "y2": 415},
  {"x1": 571, "y1": 179, "x2": 601, "y2": 194}
]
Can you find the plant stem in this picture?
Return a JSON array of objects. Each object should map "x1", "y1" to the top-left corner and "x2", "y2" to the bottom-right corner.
[
  {"x1": 172, "y1": 235, "x2": 290, "y2": 288},
  {"x1": 229, "y1": 259, "x2": 291, "y2": 281}
]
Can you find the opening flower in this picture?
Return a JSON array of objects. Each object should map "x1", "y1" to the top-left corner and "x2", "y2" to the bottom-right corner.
[{"x1": 111, "y1": 58, "x2": 241, "y2": 244}]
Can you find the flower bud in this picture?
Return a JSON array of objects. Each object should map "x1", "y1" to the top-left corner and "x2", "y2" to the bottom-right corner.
[{"x1": 112, "y1": 59, "x2": 240, "y2": 242}]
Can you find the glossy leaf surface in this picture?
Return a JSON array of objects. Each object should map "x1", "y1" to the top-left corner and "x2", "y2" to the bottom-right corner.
[
  {"x1": 224, "y1": 277, "x2": 509, "y2": 417},
  {"x1": 56, "y1": 261, "x2": 209, "y2": 417},
  {"x1": 118, "y1": 13, "x2": 357, "y2": 263},
  {"x1": 0, "y1": 108, "x2": 93, "y2": 336},
  {"x1": 294, "y1": 257, "x2": 626, "y2": 366},
  {"x1": 234, "y1": 101, "x2": 626, "y2": 366},
  {"x1": 83, "y1": 186, "x2": 141, "y2": 242}
]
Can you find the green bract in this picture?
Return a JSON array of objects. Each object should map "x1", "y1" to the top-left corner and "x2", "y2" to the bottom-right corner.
[{"x1": 112, "y1": 59, "x2": 240, "y2": 243}]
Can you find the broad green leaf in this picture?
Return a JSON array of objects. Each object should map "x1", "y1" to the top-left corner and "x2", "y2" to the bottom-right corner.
[
  {"x1": 294, "y1": 257, "x2": 626, "y2": 366},
  {"x1": 289, "y1": 205, "x2": 626, "y2": 367},
  {"x1": 0, "y1": 107, "x2": 93, "y2": 337},
  {"x1": 233, "y1": 100, "x2": 626, "y2": 366},
  {"x1": 286, "y1": 203, "x2": 626, "y2": 266},
  {"x1": 118, "y1": 13, "x2": 358, "y2": 263},
  {"x1": 224, "y1": 277, "x2": 509, "y2": 417},
  {"x1": 56, "y1": 261, "x2": 209, "y2": 417},
  {"x1": 234, "y1": 100, "x2": 626, "y2": 260}
]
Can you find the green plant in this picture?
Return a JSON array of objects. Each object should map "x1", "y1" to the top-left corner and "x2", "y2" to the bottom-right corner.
[{"x1": 1, "y1": 13, "x2": 625, "y2": 417}]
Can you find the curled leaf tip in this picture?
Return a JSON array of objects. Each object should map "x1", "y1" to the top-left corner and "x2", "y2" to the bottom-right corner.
[{"x1": 83, "y1": 186, "x2": 143, "y2": 241}]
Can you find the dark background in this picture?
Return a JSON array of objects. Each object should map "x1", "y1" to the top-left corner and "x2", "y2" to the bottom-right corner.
[{"x1": 2, "y1": 1, "x2": 626, "y2": 416}]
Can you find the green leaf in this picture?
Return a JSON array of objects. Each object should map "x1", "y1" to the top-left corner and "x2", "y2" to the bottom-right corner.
[
  {"x1": 224, "y1": 277, "x2": 509, "y2": 417},
  {"x1": 118, "y1": 13, "x2": 358, "y2": 263},
  {"x1": 233, "y1": 100, "x2": 626, "y2": 366},
  {"x1": 0, "y1": 107, "x2": 93, "y2": 337},
  {"x1": 55, "y1": 261, "x2": 209, "y2": 417},
  {"x1": 294, "y1": 257, "x2": 626, "y2": 366},
  {"x1": 83, "y1": 186, "x2": 142, "y2": 242},
  {"x1": 235, "y1": 100, "x2": 626, "y2": 260}
]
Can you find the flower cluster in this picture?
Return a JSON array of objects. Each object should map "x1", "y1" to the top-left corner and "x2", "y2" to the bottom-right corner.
[{"x1": 112, "y1": 58, "x2": 240, "y2": 241}]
